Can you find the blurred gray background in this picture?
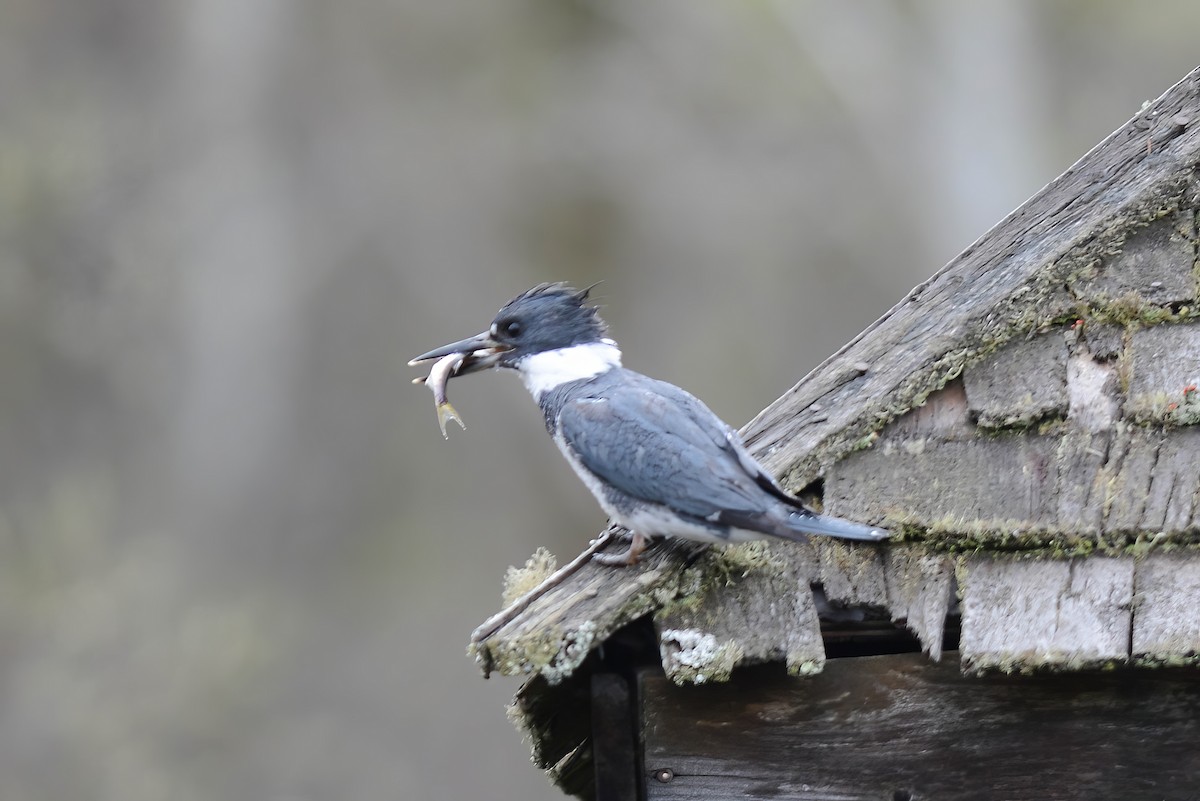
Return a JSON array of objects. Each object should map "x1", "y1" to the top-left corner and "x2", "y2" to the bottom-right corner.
[{"x1": 1, "y1": 1, "x2": 1197, "y2": 798}]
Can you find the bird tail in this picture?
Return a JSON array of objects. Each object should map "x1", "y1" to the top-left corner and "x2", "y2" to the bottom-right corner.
[{"x1": 783, "y1": 510, "x2": 889, "y2": 542}]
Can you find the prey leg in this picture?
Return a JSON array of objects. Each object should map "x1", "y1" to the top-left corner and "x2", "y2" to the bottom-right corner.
[{"x1": 592, "y1": 530, "x2": 650, "y2": 566}]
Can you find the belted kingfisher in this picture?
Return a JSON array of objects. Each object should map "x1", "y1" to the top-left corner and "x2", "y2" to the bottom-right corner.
[{"x1": 410, "y1": 283, "x2": 888, "y2": 565}]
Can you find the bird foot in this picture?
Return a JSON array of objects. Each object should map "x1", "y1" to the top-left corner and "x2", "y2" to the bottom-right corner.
[{"x1": 591, "y1": 530, "x2": 650, "y2": 566}]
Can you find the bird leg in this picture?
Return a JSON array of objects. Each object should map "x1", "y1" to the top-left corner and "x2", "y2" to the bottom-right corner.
[{"x1": 591, "y1": 530, "x2": 650, "y2": 566}]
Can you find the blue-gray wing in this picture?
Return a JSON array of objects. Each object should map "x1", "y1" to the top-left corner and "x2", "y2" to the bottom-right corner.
[{"x1": 556, "y1": 379, "x2": 783, "y2": 520}]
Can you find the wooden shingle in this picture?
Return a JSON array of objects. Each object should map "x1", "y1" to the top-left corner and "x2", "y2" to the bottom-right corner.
[{"x1": 471, "y1": 66, "x2": 1200, "y2": 795}]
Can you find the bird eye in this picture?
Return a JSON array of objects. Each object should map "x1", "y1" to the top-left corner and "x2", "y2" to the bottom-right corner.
[{"x1": 503, "y1": 319, "x2": 522, "y2": 339}]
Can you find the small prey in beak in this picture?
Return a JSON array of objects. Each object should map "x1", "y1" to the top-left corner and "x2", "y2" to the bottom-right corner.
[
  {"x1": 408, "y1": 331, "x2": 511, "y2": 376},
  {"x1": 412, "y1": 352, "x2": 467, "y2": 439},
  {"x1": 408, "y1": 330, "x2": 513, "y2": 439}
]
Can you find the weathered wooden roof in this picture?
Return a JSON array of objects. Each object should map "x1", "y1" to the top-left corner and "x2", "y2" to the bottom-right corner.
[
  {"x1": 474, "y1": 64, "x2": 1200, "y2": 666},
  {"x1": 472, "y1": 61, "x2": 1200, "y2": 796},
  {"x1": 740, "y1": 72, "x2": 1199, "y2": 491},
  {"x1": 470, "y1": 66, "x2": 1200, "y2": 791}
]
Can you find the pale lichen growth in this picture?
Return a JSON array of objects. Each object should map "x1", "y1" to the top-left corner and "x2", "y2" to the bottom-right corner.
[
  {"x1": 541, "y1": 620, "x2": 597, "y2": 685},
  {"x1": 659, "y1": 628, "x2": 744, "y2": 685},
  {"x1": 786, "y1": 655, "x2": 824, "y2": 677},
  {"x1": 479, "y1": 551, "x2": 715, "y2": 684},
  {"x1": 501, "y1": 547, "x2": 558, "y2": 607},
  {"x1": 1136, "y1": 652, "x2": 1200, "y2": 668}
]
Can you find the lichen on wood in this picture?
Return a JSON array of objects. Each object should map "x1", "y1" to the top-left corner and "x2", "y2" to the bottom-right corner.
[
  {"x1": 653, "y1": 542, "x2": 825, "y2": 683},
  {"x1": 470, "y1": 68, "x2": 1200, "y2": 783},
  {"x1": 502, "y1": 547, "x2": 559, "y2": 607}
]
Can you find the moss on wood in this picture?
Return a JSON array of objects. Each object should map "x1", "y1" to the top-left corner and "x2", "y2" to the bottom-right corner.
[
  {"x1": 1125, "y1": 390, "x2": 1200, "y2": 426},
  {"x1": 477, "y1": 76, "x2": 1200, "y2": 772},
  {"x1": 501, "y1": 547, "x2": 559, "y2": 607},
  {"x1": 883, "y1": 511, "x2": 1200, "y2": 558}
]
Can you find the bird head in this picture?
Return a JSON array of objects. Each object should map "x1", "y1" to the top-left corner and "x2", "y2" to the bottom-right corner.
[{"x1": 409, "y1": 283, "x2": 610, "y2": 377}]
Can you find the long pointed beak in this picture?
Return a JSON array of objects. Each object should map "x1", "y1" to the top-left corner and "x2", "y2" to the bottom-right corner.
[{"x1": 408, "y1": 331, "x2": 511, "y2": 375}]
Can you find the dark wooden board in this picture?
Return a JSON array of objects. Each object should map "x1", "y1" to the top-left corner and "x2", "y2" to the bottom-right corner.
[
  {"x1": 641, "y1": 652, "x2": 1200, "y2": 800},
  {"x1": 592, "y1": 673, "x2": 638, "y2": 801}
]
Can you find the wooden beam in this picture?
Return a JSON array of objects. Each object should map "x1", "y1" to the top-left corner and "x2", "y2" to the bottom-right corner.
[
  {"x1": 592, "y1": 673, "x2": 639, "y2": 801},
  {"x1": 641, "y1": 652, "x2": 1200, "y2": 800}
]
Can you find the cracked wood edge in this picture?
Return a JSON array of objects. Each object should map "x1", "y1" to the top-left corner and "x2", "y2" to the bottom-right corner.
[{"x1": 471, "y1": 535, "x2": 708, "y2": 682}]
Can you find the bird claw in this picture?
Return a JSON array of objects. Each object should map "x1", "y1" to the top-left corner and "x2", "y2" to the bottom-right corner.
[{"x1": 591, "y1": 531, "x2": 649, "y2": 566}]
